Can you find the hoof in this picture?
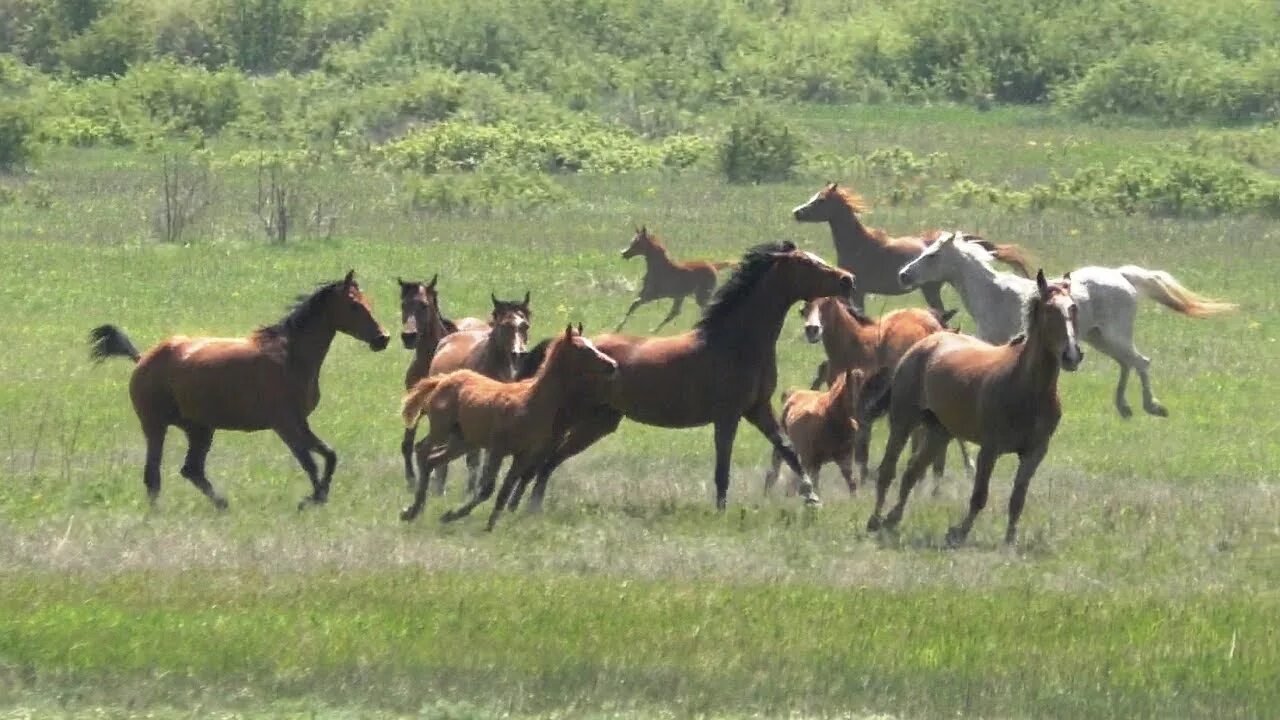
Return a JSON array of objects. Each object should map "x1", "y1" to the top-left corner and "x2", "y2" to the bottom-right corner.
[
  {"x1": 212, "y1": 497, "x2": 229, "y2": 512},
  {"x1": 1116, "y1": 404, "x2": 1133, "y2": 419},
  {"x1": 440, "y1": 510, "x2": 460, "y2": 523},
  {"x1": 400, "y1": 507, "x2": 420, "y2": 522},
  {"x1": 881, "y1": 512, "x2": 902, "y2": 530},
  {"x1": 1145, "y1": 402, "x2": 1169, "y2": 418},
  {"x1": 803, "y1": 494, "x2": 823, "y2": 508},
  {"x1": 945, "y1": 526, "x2": 968, "y2": 548},
  {"x1": 1004, "y1": 530, "x2": 1019, "y2": 545},
  {"x1": 866, "y1": 515, "x2": 883, "y2": 532}
]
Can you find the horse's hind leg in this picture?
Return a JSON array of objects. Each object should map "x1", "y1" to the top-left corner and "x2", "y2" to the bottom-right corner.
[
  {"x1": 486, "y1": 455, "x2": 535, "y2": 531},
  {"x1": 653, "y1": 296, "x2": 686, "y2": 333},
  {"x1": 464, "y1": 450, "x2": 482, "y2": 496},
  {"x1": 403, "y1": 433, "x2": 468, "y2": 521},
  {"x1": 521, "y1": 406, "x2": 624, "y2": 513},
  {"x1": 762, "y1": 446, "x2": 784, "y2": 495},
  {"x1": 179, "y1": 423, "x2": 228, "y2": 510},
  {"x1": 615, "y1": 296, "x2": 648, "y2": 332},
  {"x1": 882, "y1": 421, "x2": 950, "y2": 530},
  {"x1": 141, "y1": 423, "x2": 168, "y2": 507},
  {"x1": 401, "y1": 426, "x2": 417, "y2": 490},
  {"x1": 441, "y1": 452, "x2": 504, "y2": 523},
  {"x1": 836, "y1": 451, "x2": 856, "y2": 495},
  {"x1": 853, "y1": 420, "x2": 872, "y2": 488},
  {"x1": 744, "y1": 403, "x2": 818, "y2": 506}
]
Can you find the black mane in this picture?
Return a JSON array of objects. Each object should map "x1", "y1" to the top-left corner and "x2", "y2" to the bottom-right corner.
[
  {"x1": 695, "y1": 241, "x2": 795, "y2": 336},
  {"x1": 515, "y1": 337, "x2": 553, "y2": 380},
  {"x1": 255, "y1": 280, "x2": 343, "y2": 341}
]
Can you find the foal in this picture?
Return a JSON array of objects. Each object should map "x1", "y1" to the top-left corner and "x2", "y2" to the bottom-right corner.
[
  {"x1": 417, "y1": 294, "x2": 531, "y2": 493},
  {"x1": 400, "y1": 324, "x2": 618, "y2": 530},
  {"x1": 799, "y1": 297, "x2": 970, "y2": 489},
  {"x1": 867, "y1": 271, "x2": 1082, "y2": 546},
  {"x1": 615, "y1": 226, "x2": 734, "y2": 332},
  {"x1": 764, "y1": 368, "x2": 866, "y2": 496}
]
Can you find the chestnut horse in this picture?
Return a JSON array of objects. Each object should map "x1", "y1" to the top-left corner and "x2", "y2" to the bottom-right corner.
[
  {"x1": 415, "y1": 293, "x2": 532, "y2": 493},
  {"x1": 615, "y1": 226, "x2": 735, "y2": 332},
  {"x1": 88, "y1": 271, "x2": 390, "y2": 510},
  {"x1": 799, "y1": 297, "x2": 970, "y2": 490},
  {"x1": 791, "y1": 182, "x2": 1032, "y2": 313},
  {"x1": 764, "y1": 368, "x2": 866, "y2": 496},
  {"x1": 866, "y1": 271, "x2": 1082, "y2": 546},
  {"x1": 400, "y1": 324, "x2": 618, "y2": 530},
  {"x1": 506, "y1": 241, "x2": 857, "y2": 513}
]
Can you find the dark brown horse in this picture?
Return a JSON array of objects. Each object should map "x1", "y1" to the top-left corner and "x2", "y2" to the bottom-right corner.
[
  {"x1": 400, "y1": 324, "x2": 618, "y2": 530},
  {"x1": 397, "y1": 275, "x2": 460, "y2": 483},
  {"x1": 415, "y1": 293, "x2": 532, "y2": 493},
  {"x1": 791, "y1": 182, "x2": 1032, "y2": 313},
  {"x1": 799, "y1": 297, "x2": 970, "y2": 490},
  {"x1": 89, "y1": 271, "x2": 390, "y2": 510},
  {"x1": 866, "y1": 271, "x2": 1082, "y2": 546},
  {"x1": 507, "y1": 241, "x2": 857, "y2": 513},
  {"x1": 615, "y1": 226, "x2": 735, "y2": 332}
]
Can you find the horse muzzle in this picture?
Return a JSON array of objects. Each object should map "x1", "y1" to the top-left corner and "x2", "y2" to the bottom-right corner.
[
  {"x1": 803, "y1": 326, "x2": 822, "y2": 344},
  {"x1": 1061, "y1": 348, "x2": 1084, "y2": 371},
  {"x1": 370, "y1": 334, "x2": 391, "y2": 352},
  {"x1": 400, "y1": 332, "x2": 418, "y2": 349},
  {"x1": 897, "y1": 269, "x2": 916, "y2": 289}
]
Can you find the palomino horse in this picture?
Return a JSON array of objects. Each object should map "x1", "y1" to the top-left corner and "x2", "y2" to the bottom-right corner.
[
  {"x1": 799, "y1": 297, "x2": 971, "y2": 489},
  {"x1": 615, "y1": 226, "x2": 734, "y2": 332},
  {"x1": 88, "y1": 271, "x2": 390, "y2": 510},
  {"x1": 764, "y1": 368, "x2": 866, "y2": 496},
  {"x1": 400, "y1": 324, "x2": 618, "y2": 530},
  {"x1": 898, "y1": 232, "x2": 1236, "y2": 417},
  {"x1": 506, "y1": 241, "x2": 857, "y2": 513},
  {"x1": 867, "y1": 271, "x2": 1083, "y2": 545},
  {"x1": 416, "y1": 293, "x2": 532, "y2": 493},
  {"x1": 791, "y1": 182, "x2": 1031, "y2": 312}
]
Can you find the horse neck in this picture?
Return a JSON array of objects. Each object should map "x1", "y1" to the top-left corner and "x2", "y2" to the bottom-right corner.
[
  {"x1": 704, "y1": 274, "x2": 795, "y2": 353},
  {"x1": 285, "y1": 315, "x2": 338, "y2": 381},
  {"x1": 826, "y1": 303, "x2": 877, "y2": 361},
  {"x1": 479, "y1": 331, "x2": 516, "y2": 379},
  {"x1": 823, "y1": 380, "x2": 854, "y2": 423},
  {"x1": 1013, "y1": 313, "x2": 1061, "y2": 398},
  {"x1": 413, "y1": 309, "x2": 448, "y2": 364},
  {"x1": 524, "y1": 346, "x2": 578, "y2": 416},
  {"x1": 640, "y1": 242, "x2": 677, "y2": 270},
  {"x1": 827, "y1": 206, "x2": 880, "y2": 262}
]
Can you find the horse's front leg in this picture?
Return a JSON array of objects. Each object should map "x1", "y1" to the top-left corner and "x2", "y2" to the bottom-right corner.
[
  {"x1": 487, "y1": 453, "x2": 538, "y2": 530},
  {"x1": 743, "y1": 403, "x2": 820, "y2": 506},
  {"x1": 516, "y1": 405, "x2": 623, "y2": 513},
  {"x1": 440, "y1": 451, "x2": 504, "y2": 523},
  {"x1": 946, "y1": 445, "x2": 998, "y2": 547},
  {"x1": 275, "y1": 420, "x2": 331, "y2": 510},
  {"x1": 1005, "y1": 443, "x2": 1048, "y2": 545},
  {"x1": 920, "y1": 283, "x2": 947, "y2": 315},
  {"x1": 712, "y1": 416, "x2": 740, "y2": 510}
]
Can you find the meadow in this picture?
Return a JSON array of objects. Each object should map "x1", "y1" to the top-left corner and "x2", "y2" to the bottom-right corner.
[{"x1": 0, "y1": 99, "x2": 1277, "y2": 718}]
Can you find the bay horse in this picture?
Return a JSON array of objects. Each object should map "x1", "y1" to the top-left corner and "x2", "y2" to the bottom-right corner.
[
  {"x1": 399, "y1": 324, "x2": 618, "y2": 530},
  {"x1": 506, "y1": 241, "x2": 857, "y2": 513},
  {"x1": 763, "y1": 368, "x2": 866, "y2": 496},
  {"x1": 88, "y1": 270, "x2": 391, "y2": 510},
  {"x1": 799, "y1": 297, "x2": 971, "y2": 490},
  {"x1": 791, "y1": 182, "x2": 1032, "y2": 313},
  {"x1": 414, "y1": 293, "x2": 532, "y2": 493},
  {"x1": 615, "y1": 226, "x2": 735, "y2": 332},
  {"x1": 866, "y1": 271, "x2": 1083, "y2": 546},
  {"x1": 396, "y1": 275, "x2": 461, "y2": 483},
  {"x1": 898, "y1": 232, "x2": 1237, "y2": 417}
]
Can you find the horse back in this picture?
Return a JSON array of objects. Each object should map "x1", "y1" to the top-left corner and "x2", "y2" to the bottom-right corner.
[
  {"x1": 877, "y1": 308, "x2": 947, "y2": 367},
  {"x1": 428, "y1": 330, "x2": 487, "y2": 376},
  {"x1": 908, "y1": 333, "x2": 1020, "y2": 443}
]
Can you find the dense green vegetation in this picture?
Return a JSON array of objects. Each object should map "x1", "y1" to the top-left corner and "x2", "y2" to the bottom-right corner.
[{"x1": 2, "y1": 1, "x2": 1279, "y2": 717}]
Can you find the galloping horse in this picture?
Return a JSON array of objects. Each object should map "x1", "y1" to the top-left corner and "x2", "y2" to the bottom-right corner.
[
  {"x1": 396, "y1": 275, "x2": 460, "y2": 483},
  {"x1": 415, "y1": 293, "x2": 532, "y2": 493},
  {"x1": 400, "y1": 324, "x2": 618, "y2": 530},
  {"x1": 898, "y1": 232, "x2": 1236, "y2": 417},
  {"x1": 615, "y1": 226, "x2": 735, "y2": 332},
  {"x1": 764, "y1": 368, "x2": 866, "y2": 496},
  {"x1": 791, "y1": 182, "x2": 1032, "y2": 313},
  {"x1": 867, "y1": 271, "x2": 1082, "y2": 546},
  {"x1": 507, "y1": 241, "x2": 857, "y2": 513},
  {"x1": 799, "y1": 297, "x2": 970, "y2": 489},
  {"x1": 89, "y1": 271, "x2": 390, "y2": 510}
]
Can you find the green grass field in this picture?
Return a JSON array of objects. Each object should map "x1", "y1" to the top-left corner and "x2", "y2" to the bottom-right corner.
[{"x1": 1, "y1": 105, "x2": 1278, "y2": 718}]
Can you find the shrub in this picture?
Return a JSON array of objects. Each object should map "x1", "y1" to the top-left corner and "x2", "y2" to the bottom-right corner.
[
  {"x1": 404, "y1": 167, "x2": 568, "y2": 214},
  {"x1": 57, "y1": 0, "x2": 154, "y2": 78},
  {"x1": 718, "y1": 111, "x2": 801, "y2": 184},
  {"x1": 0, "y1": 104, "x2": 38, "y2": 170},
  {"x1": 119, "y1": 60, "x2": 245, "y2": 135}
]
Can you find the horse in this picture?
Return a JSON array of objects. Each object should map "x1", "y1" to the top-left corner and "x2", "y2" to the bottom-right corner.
[
  {"x1": 88, "y1": 270, "x2": 391, "y2": 510},
  {"x1": 897, "y1": 232, "x2": 1237, "y2": 417},
  {"x1": 799, "y1": 297, "x2": 971, "y2": 490},
  {"x1": 791, "y1": 182, "x2": 1032, "y2": 313},
  {"x1": 763, "y1": 368, "x2": 866, "y2": 496},
  {"x1": 399, "y1": 324, "x2": 618, "y2": 530},
  {"x1": 413, "y1": 293, "x2": 532, "y2": 493},
  {"x1": 504, "y1": 241, "x2": 858, "y2": 514},
  {"x1": 397, "y1": 275, "x2": 461, "y2": 483},
  {"x1": 615, "y1": 226, "x2": 735, "y2": 332},
  {"x1": 866, "y1": 270, "x2": 1083, "y2": 546}
]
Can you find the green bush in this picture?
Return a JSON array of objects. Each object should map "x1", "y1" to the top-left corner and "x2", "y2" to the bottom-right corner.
[
  {"x1": 718, "y1": 111, "x2": 801, "y2": 184},
  {"x1": 0, "y1": 104, "x2": 38, "y2": 170},
  {"x1": 404, "y1": 167, "x2": 569, "y2": 214},
  {"x1": 119, "y1": 60, "x2": 245, "y2": 135},
  {"x1": 57, "y1": 0, "x2": 154, "y2": 78}
]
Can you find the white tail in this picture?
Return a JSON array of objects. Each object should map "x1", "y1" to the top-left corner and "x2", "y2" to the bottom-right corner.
[{"x1": 1117, "y1": 265, "x2": 1237, "y2": 318}]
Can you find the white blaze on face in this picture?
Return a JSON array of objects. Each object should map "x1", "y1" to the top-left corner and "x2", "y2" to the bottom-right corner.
[
  {"x1": 792, "y1": 190, "x2": 823, "y2": 216},
  {"x1": 802, "y1": 250, "x2": 830, "y2": 267}
]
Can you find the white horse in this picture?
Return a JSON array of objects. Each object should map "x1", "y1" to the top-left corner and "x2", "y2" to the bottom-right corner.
[{"x1": 897, "y1": 233, "x2": 1236, "y2": 418}]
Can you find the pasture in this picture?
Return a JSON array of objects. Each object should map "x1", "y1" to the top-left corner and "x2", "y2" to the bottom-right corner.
[{"x1": 1, "y1": 105, "x2": 1278, "y2": 718}]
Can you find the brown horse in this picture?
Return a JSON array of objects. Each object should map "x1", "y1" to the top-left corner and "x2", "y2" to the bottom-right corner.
[
  {"x1": 866, "y1": 270, "x2": 1082, "y2": 546},
  {"x1": 88, "y1": 271, "x2": 390, "y2": 510},
  {"x1": 414, "y1": 293, "x2": 532, "y2": 493},
  {"x1": 791, "y1": 182, "x2": 1032, "y2": 313},
  {"x1": 400, "y1": 324, "x2": 618, "y2": 530},
  {"x1": 764, "y1": 368, "x2": 866, "y2": 496},
  {"x1": 615, "y1": 226, "x2": 735, "y2": 332},
  {"x1": 506, "y1": 241, "x2": 857, "y2": 513},
  {"x1": 397, "y1": 275, "x2": 461, "y2": 483},
  {"x1": 800, "y1": 297, "x2": 970, "y2": 489}
]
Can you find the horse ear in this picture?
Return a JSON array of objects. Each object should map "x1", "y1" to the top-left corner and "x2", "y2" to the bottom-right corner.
[
  {"x1": 577, "y1": 322, "x2": 584, "y2": 335},
  {"x1": 564, "y1": 323, "x2": 574, "y2": 338},
  {"x1": 522, "y1": 290, "x2": 530, "y2": 308},
  {"x1": 427, "y1": 273, "x2": 437, "y2": 290},
  {"x1": 344, "y1": 269, "x2": 355, "y2": 287},
  {"x1": 1036, "y1": 269, "x2": 1049, "y2": 297},
  {"x1": 780, "y1": 240, "x2": 797, "y2": 252},
  {"x1": 491, "y1": 292, "x2": 499, "y2": 308}
]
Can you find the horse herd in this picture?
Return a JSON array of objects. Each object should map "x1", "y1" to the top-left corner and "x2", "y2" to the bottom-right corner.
[{"x1": 88, "y1": 182, "x2": 1236, "y2": 545}]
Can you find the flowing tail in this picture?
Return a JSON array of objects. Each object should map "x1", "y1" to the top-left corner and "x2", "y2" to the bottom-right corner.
[
  {"x1": 967, "y1": 237, "x2": 1034, "y2": 278},
  {"x1": 88, "y1": 325, "x2": 141, "y2": 363},
  {"x1": 1117, "y1": 266, "x2": 1237, "y2": 318},
  {"x1": 401, "y1": 377, "x2": 445, "y2": 429}
]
